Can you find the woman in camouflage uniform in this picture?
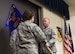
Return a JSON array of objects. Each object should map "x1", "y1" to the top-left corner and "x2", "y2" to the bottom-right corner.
[{"x1": 10, "y1": 9, "x2": 48, "y2": 54}]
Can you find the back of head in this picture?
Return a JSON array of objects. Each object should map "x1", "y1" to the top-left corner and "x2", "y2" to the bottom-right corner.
[{"x1": 22, "y1": 9, "x2": 34, "y2": 22}]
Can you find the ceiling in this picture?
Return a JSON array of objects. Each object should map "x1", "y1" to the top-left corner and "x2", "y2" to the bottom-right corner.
[{"x1": 64, "y1": 0, "x2": 75, "y2": 7}]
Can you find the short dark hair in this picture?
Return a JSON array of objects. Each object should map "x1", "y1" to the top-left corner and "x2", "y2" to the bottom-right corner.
[{"x1": 22, "y1": 9, "x2": 34, "y2": 22}]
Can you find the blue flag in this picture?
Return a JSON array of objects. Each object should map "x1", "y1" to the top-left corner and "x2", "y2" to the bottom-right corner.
[
  {"x1": 4, "y1": 4, "x2": 22, "y2": 35},
  {"x1": 68, "y1": 24, "x2": 74, "y2": 52}
]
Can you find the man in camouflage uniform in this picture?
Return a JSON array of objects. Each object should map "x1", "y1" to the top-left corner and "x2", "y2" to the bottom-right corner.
[
  {"x1": 43, "y1": 18, "x2": 57, "y2": 54},
  {"x1": 10, "y1": 9, "x2": 48, "y2": 54}
]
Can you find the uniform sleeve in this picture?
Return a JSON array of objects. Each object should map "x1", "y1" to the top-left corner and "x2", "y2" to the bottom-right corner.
[
  {"x1": 33, "y1": 25, "x2": 47, "y2": 43},
  {"x1": 49, "y1": 28, "x2": 57, "y2": 44},
  {"x1": 10, "y1": 29, "x2": 17, "y2": 52}
]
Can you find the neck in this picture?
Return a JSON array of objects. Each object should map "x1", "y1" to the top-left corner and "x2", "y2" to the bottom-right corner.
[{"x1": 29, "y1": 20, "x2": 32, "y2": 22}]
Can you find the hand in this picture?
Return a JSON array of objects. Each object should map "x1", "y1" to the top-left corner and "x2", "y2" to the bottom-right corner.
[{"x1": 46, "y1": 42, "x2": 50, "y2": 47}]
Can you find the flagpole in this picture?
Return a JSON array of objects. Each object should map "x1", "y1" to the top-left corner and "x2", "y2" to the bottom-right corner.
[
  {"x1": 46, "y1": 46, "x2": 53, "y2": 54},
  {"x1": 45, "y1": 45, "x2": 53, "y2": 54}
]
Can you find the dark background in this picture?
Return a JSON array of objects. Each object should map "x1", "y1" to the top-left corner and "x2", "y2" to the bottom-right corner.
[{"x1": 0, "y1": 0, "x2": 41, "y2": 54}]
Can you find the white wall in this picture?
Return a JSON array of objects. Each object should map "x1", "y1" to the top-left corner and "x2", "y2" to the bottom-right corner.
[{"x1": 29, "y1": 1, "x2": 75, "y2": 54}]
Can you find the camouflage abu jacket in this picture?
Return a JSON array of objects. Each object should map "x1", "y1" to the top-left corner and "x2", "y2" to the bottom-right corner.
[
  {"x1": 10, "y1": 21, "x2": 46, "y2": 54},
  {"x1": 43, "y1": 26, "x2": 57, "y2": 53}
]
